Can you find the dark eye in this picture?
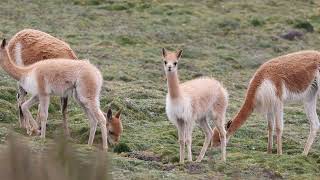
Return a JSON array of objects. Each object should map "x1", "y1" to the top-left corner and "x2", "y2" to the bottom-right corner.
[
  {"x1": 109, "y1": 131, "x2": 114, "y2": 135},
  {"x1": 174, "y1": 62, "x2": 177, "y2": 66},
  {"x1": 164, "y1": 61, "x2": 167, "y2": 65}
]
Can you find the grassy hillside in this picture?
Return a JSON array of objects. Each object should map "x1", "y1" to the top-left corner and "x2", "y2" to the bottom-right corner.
[{"x1": 0, "y1": 0, "x2": 320, "y2": 179}]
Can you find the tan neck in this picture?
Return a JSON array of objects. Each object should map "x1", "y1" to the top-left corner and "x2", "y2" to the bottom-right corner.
[
  {"x1": 0, "y1": 48, "x2": 27, "y2": 81},
  {"x1": 166, "y1": 71, "x2": 181, "y2": 99}
]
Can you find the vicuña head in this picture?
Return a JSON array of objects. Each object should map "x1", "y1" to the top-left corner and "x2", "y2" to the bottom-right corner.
[
  {"x1": 212, "y1": 50, "x2": 320, "y2": 155},
  {"x1": 105, "y1": 108, "x2": 123, "y2": 145},
  {"x1": 162, "y1": 48, "x2": 182, "y2": 74}
]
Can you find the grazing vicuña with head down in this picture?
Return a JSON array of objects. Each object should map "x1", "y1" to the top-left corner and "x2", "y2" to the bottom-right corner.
[
  {"x1": 163, "y1": 48, "x2": 228, "y2": 163},
  {"x1": 212, "y1": 50, "x2": 320, "y2": 155},
  {"x1": 0, "y1": 39, "x2": 122, "y2": 150},
  {"x1": 7, "y1": 29, "x2": 78, "y2": 136}
]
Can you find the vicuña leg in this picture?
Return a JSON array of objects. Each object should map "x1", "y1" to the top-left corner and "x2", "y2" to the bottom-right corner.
[
  {"x1": 38, "y1": 95, "x2": 50, "y2": 138},
  {"x1": 196, "y1": 117, "x2": 213, "y2": 162},
  {"x1": 73, "y1": 91, "x2": 98, "y2": 146},
  {"x1": 87, "y1": 104, "x2": 108, "y2": 150},
  {"x1": 303, "y1": 93, "x2": 320, "y2": 155},
  {"x1": 87, "y1": 110, "x2": 98, "y2": 146},
  {"x1": 274, "y1": 102, "x2": 284, "y2": 155},
  {"x1": 176, "y1": 119, "x2": 186, "y2": 164},
  {"x1": 266, "y1": 112, "x2": 275, "y2": 154},
  {"x1": 21, "y1": 96, "x2": 39, "y2": 135},
  {"x1": 17, "y1": 84, "x2": 27, "y2": 128},
  {"x1": 60, "y1": 97, "x2": 70, "y2": 137},
  {"x1": 185, "y1": 122, "x2": 194, "y2": 162},
  {"x1": 213, "y1": 114, "x2": 226, "y2": 162}
]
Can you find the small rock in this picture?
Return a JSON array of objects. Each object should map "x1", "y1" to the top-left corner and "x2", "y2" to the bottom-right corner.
[{"x1": 279, "y1": 30, "x2": 304, "y2": 41}]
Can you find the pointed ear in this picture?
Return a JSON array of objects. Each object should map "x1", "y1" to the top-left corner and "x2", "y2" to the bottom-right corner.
[
  {"x1": 162, "y1": 48, "x2": 167, "y2": 58},
  {"x1": 1, "y1": 39, "x2": 6, "y2": 49},
  {"x1": 106, "y1": 108, "x2": 112, "y2": 121},
  {"x1": 115, "y1": 109, "x2": 122, "y2": 119},
  {"x1": 176, "y1": 49, "x2": 183, "y2": 59}
]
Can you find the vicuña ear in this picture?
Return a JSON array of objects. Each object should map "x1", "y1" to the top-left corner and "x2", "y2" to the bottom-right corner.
[
  {"x1": 106, "y1": 108, "x2": 112, "y2": 122},
  {"x1": 162, "y1": 48, "x2": 167, "y2": 58},
  {"x1": 176, "y1": 49, "x2": 183, "y2": 59},
  {"x1": 115, "y1": 109, "x2": 122, "y2": 119},
  {"x1": 1, "y1": 39, "x2": 6, "y2": 49}
]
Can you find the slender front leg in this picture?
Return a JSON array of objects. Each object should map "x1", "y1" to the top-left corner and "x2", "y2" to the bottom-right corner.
[
  {"x1": 60, "y1": 97, "x2": 70, "y2": 137},
  {"x1": 185, "y1": 122, "x2": 194, "y2": 162},
  {"x1": 38, "y1": 96, "x2": 50, "y2": 138},
  {"x1": 21, "y1": 96, "x2": 39, "y2": 135},
  {"x1": 274, "y1": 103, "x2": 284, "y2": 155},
  {"x1": 266, "y1": 112, "x2": 274, "y2": 154},
  {"x1": 176, "y1": 119, "x2": 185, "y2": 164},
  {"x1": 196, "y1": 118, "x2": 213, "y2": 162}
]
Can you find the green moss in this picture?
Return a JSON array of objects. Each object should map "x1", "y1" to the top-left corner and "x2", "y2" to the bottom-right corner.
[
  {"x1": 113, "y1": 143, "x2": 131, "y2": 153},
  {"x1": 294, "y1": 20, "x2": 314, "y2": 32},
  {"x1": 250, "y1": 17, "x2": 265, "y2": 27}
]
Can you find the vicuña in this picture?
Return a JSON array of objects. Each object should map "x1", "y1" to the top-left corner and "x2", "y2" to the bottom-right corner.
[
  {"x1": 163, "y1": 48, "x2": 228, "y2": 163},
  {"x1": 7, "y1": 29, "x2": 77, "y2": 136},
  {"x1": 212, "y1": 50, "x2": 320, "y2": 155},
  {"x1": 0, "y1": 39, "x2": 121, "y2": 150}
]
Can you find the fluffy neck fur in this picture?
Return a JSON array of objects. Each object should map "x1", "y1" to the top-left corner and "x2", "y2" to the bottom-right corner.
[
  {"x1": 166, "y1": 71, "x2": 181, "y2": 99},
  {"x1": 0, "y1": 47, "x2": 27, "y2": 81}
]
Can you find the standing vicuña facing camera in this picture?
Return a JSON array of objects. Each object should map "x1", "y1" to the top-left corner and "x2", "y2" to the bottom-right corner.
[{"x1": 162, "y1": 48, "x2": 228, "y2": 163}]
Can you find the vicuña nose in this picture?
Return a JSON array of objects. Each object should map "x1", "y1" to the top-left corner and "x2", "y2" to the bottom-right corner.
[{"x1": 168, "y1": 66, "x2": 172, "y2": 71}]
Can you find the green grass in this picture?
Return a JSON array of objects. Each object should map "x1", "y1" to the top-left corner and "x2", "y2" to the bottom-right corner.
[{"x1": 0, "y1": 0, "x2": 320, "y2": 179}]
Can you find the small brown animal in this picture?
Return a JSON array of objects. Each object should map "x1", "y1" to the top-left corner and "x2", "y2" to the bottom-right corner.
[
  {"x1": 7, "y1": 29, "x2": 77, "y2": 136},
  {"x1": 0, "y1": 39, "x2": 121, "y2": 150},
  {"x1": 212, "y1": 50, "x2": 320, "y2": 155},
  {"x1": 163, "y1": 48, "x2": 228, "y2": 163}
]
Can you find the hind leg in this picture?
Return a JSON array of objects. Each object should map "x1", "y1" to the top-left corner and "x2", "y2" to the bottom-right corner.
[
  {"x1": 17, "y1": 84, "x2": 27, "y2": 128},
  {"x1": 60, "y1": 97, "x2": 70, "y2": 137},
  {"x1": 38, "y1": 95, "x2": 50, "y2": 138},
  {"x1": 303, "y1": 93, "x2": 320, "y2": 155},
  {"x1": 21, "y1": 96, "x2": 39, "y2": 135},
  {"x1": 87, "y1": 105, "x2": 108, "y2": 149},
  {"x1": 214, "y1": 115, "x2": 227, "y2": 162},
  {"x1": 196, "y1": 117, "x2": 213, "y2": 162},
  {"x1": 87, "y1": 111, "x2": 98, "y2": 146},
  {"x1": 274, "y1": 102, "x2": 284, "y2": 155},
  {"x1": 266, "y1": 112, "x2": 275, "y2": 154},
  {"x1": 73, "y1": 92, "x2": 97, "y2": 146}
]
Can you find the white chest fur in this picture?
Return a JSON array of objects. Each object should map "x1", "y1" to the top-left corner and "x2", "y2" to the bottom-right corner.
[{"x1": 165, "y1": 95, "x2": 193, "y2": 124}]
